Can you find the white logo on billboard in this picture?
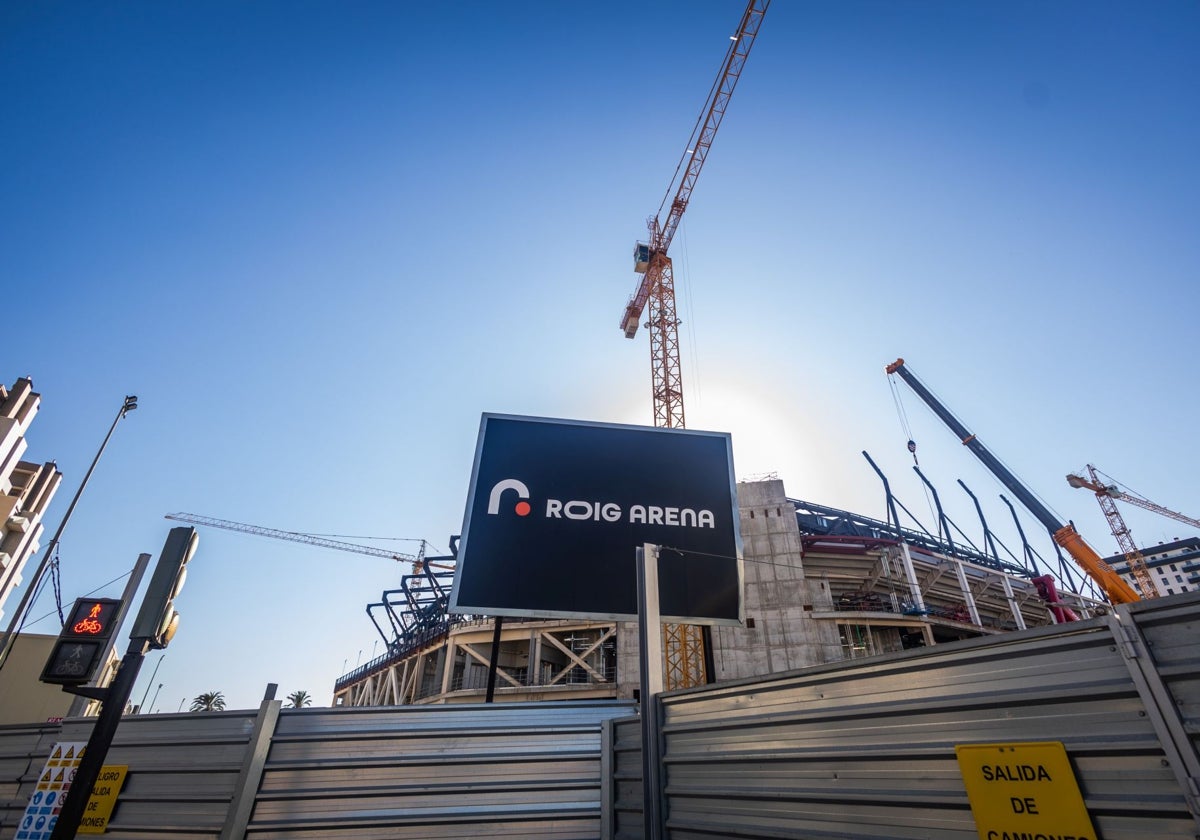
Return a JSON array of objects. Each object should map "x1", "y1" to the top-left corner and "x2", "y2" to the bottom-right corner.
[
  {"x1": 488, "y1": 478, "x2": 714, "y2": 528},
  {"x1": 488, "y1": 479, "x2": 532, "y2": 516}
]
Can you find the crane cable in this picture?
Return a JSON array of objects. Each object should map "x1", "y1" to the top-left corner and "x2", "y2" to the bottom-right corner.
[
  {"x1": 888, "y1": 374, "x2": 918, "y2": 465},
  {"x1": 888, "y1": 372, "x2": 940, "y2": 530}
]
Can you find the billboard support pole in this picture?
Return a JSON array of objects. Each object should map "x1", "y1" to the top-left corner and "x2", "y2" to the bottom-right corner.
[
  {"x1": 637, "y1": 543, "x2": 664, "y2": 840},
  {"x1": 484, "y1": 615, "x2": 504, "y2": 703}
]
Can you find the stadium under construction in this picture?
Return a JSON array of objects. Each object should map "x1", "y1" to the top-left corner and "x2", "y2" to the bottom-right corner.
[{"x1": 332, "y1": 475, "x2": 1109, "y2": 708}]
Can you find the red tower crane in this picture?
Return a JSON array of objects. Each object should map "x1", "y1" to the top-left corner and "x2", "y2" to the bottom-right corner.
[
  {"x1": 620, "y1": 0, "x2": 769, "y2": 429},
  {"x1": 618, "y1": 0, "x2": 769, "y2": 690}
]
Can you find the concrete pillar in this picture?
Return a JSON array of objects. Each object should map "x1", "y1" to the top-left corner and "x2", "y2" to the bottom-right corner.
[
  {"x1": 1002, "y1": 575, "x2": 1027, "y2": 630},
  {"x1": 898, "y1": 543, "x2": 926, "y2": 612},
  {"x1": 953, "y1": 559, "x2": 981, "y2": 625}
]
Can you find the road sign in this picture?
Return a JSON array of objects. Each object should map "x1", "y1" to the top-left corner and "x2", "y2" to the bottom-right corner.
[
  {"x1": 451, "y1": 414, "x2": 743, "y2": 623},
  {"x1": 956, "y1": 742, "x2": 1096, "y2": 840},
  {"x1": 15, "y1": 742, "x2": 128, "y2": 839},
  {"x1": 76, "y1": 765, "x2": 128, "y2": 834}
]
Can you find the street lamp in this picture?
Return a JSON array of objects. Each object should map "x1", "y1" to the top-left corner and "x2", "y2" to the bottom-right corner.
[{"x1": 0, "y1": 394, "x2": 138, "y2": 672}]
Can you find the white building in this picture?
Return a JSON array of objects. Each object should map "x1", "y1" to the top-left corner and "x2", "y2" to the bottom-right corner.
[
  {"x1": 1107, "y1": 537, "x2": 1200, "y2": 598},
  {"x1": 0, "y1": 378, "x2": 63, "y2": 621}
]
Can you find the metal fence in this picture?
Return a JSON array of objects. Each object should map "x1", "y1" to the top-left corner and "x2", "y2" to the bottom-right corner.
[
  {"x1": 5, "y1": 592, "x2": 1200, "y2": 839},
  {"x1": 1, "y1": 700, "x2": 635, "y2": 840},
  {"x1": 615, "y1": 590, "x2": 1200, "y2": 839}
]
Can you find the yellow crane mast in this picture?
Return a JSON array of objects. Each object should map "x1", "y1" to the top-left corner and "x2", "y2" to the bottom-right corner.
[{"x1": 1067, "y1": 465, "x2": 1200, "y2": 597}]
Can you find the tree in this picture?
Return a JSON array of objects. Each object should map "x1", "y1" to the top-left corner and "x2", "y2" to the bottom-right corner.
[
  {"x1": 286, "y1": 690, "x2": 312, "y2": 708},
  {"x1": 190, "y1": 691, "x2": 226, "y2": 712}
]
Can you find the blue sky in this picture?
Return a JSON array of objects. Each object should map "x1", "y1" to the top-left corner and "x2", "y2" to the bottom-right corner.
[{"x1": 4, "y1": 1, "x2": 1197, "y2": 711}]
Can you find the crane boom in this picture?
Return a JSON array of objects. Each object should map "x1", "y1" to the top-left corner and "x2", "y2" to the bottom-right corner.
[
  {"x1": 885, "y1": 359, "x2": 1140, "y2": 605},
  {"x1": 164, "y1": 512, "x2": 428, "y2": 567},
  {"x1": 620, "y1": 0, "x2": 770, "y2": 340},
  {"x1": 1116, "y1": 494, "x2": 1200, "y2": 529},
  {"x1": 1067, "y1": 468, "x2": 1200, "y2": 531}
]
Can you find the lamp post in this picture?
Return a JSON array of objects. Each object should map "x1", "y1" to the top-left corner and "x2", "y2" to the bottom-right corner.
[
  {"x1": 0, "y1": 395, "x2": 138, "y2": 673},
  {"x1": 137, "y1": 652, "x2": 165, "y2": 713}
]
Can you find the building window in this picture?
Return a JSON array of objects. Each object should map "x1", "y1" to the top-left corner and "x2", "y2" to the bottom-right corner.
[
  {"x1": 1171, "y1": 564, "x2": 1178, "y2": 571},
  {"x1": 1176, "y1": 575, "x2": 1184, "y2": 583}
]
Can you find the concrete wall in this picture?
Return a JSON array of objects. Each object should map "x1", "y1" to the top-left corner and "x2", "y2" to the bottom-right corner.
[{"x1": 710, "y1": 479, "x2": 843, "y2": 680}]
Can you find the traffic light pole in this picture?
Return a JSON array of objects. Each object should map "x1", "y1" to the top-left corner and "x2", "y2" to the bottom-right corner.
[
  {"x1": 49, "y1": 526, "x2": 197, "y2": 838},
  {"x1": 50, "y1": 642, "x2": 148, "y2": 840}
]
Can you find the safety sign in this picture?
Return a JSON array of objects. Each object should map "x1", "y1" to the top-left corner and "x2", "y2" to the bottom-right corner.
[{"x1": 15, "y1": 741, "x2": 128, "y2": 838}]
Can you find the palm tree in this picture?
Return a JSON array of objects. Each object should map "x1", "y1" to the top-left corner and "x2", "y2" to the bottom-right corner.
[
  {"x1": 190, "y1": 691, "x2": 226, "y2": 712},
  {"x1": 286, "y1": 690, "x2": 312, "y2": 708}
]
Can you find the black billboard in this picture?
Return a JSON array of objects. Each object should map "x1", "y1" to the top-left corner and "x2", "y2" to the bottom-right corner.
[{"x1": 449, "y1": 414, "x2": 743, "y2": 623}]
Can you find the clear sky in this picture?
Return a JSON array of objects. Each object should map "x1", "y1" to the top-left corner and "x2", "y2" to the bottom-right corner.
[{"x1": 3, "y1": 1, "x2": 1197, "y2": 711}]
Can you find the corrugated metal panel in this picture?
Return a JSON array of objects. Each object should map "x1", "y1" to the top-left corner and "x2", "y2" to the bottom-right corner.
[
  {"x1": 0, "y1": 711, "x2": 261, "y2": 840},
  {"x1": 0, "y1": 722, "x2": 60, "y2": 837},
  {"x1": 652, "y1": 609, "x2": 1200, "y2": 839},
  {"x1": 1126, "y1": 590, "x2": 1200, "y2": 761},
  {"x1": 245, "y1": 700, "x2": 636, "y2": 839},
  {"x1": 71, "y1": 710, "x2": 261, "y2": 840},
  {"x1": 609, "y1": 716, "x2": 644, "y2": 840}
]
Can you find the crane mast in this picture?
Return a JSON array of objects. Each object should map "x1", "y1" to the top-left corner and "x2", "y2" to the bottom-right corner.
[
  {"x1": 885, "y1": 359, "x2": 1140, "y2": 606},
  {"x1": 1067, "y1": 464, "x2": 1200, "y2": 597},
  {"x1": 620, "y1": 0, "x2": 769, "y2": 429}
]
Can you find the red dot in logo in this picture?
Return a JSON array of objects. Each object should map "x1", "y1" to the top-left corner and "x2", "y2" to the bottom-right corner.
[{"x1": 514, "y1": 501, "x2": 531, "y2": 517}]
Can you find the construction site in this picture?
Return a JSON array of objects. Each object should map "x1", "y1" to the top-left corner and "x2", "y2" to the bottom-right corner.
[
  {"x1": 3, "y1": 1, "x2": 1198, "y2": 837},
  {"x1": 314, "y1": 0, "x2": 1199, "y2": 710},
  {"x1": 129, "y1": 0, "x2": 1199, "y2": 712}
]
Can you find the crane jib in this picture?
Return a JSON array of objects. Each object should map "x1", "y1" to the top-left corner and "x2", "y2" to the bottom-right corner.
[{"x1": 618, "y1": 0, "x2": 770, "y2": 340}]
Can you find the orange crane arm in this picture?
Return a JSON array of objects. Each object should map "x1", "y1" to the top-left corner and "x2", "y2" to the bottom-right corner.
[{"x1": 620, "y1": 0, "x2": 769, "y2": 339}]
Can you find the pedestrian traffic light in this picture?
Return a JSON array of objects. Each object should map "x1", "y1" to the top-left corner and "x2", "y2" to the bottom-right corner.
[
  {"x1": 40, "y1": 597, "x2": 123, "y2": 685},
  {"x1": 130, "y1": 526, "x2": 198, "y2": 649}
]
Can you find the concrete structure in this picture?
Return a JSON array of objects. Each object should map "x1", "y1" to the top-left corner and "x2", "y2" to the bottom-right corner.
[
  {"x1": 1107, "y1": 536, "x2": 1200, "y2": 597},
  {"x1": 335, "y1": 477, "x2": 1100, "y2": 707},
  {"x1": 0, "y1": 378, "x2": 62, "y2": 621}
]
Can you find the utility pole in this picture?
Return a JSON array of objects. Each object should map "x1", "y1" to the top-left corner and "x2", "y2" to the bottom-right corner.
[{"x1": 0, "y1": 395, "x2": 137, "y2": 672}]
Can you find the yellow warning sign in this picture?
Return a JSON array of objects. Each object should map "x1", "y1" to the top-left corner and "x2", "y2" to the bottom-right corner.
[
  {"x1": 77, "y1": 765, "x2": 128, "y2": 835},
  {"x1": 956, "y1": 742, "x2": 1096, "y2": 840}
]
